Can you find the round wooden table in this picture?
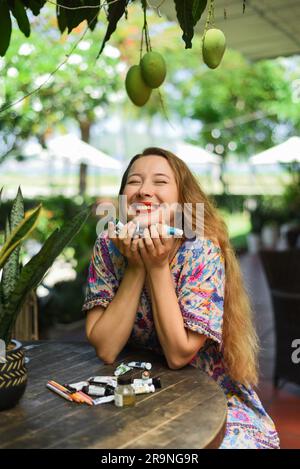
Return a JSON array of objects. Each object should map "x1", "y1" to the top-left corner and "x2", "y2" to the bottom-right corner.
[{"x1": 0, "y1": 341, "x2": 227, "y2": 449}]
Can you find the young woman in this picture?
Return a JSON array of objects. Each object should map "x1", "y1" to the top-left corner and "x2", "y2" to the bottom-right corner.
[{"x1": 82, "y1": 147, "x2": 280, "y2": 449}]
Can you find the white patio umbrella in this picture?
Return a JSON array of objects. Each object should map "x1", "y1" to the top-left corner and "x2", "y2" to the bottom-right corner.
[
  {"x1": 250, "y1": 137, "x2": 300, "y2": 165},
  {"x1": 175, "y1": 142, "x2": 221, "y2": 167},
  {"x1": 46, "y1": 134, "x2": 122, "y2": 170},
  {"x1": 46, "y1": 134, "x2": 122, "y2": 195}
]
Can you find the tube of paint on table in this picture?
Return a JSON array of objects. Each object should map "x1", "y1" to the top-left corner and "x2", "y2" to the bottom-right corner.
[
  {"x1": 127, "y1": 361, "x2": 152, "y2": 371},
  {"x1": 92, "y1": 395, "x2": 115, "y2": 405},
  {"x1": 83, "y1": 384, "x2": 115, "y2": 397},
  {"x1": 114, "y1": 363, "x2": 132, "y2": 376},
  {"x1": 64, "y1": 381, "x2": 89, "y2": 392},
  {"x1": 132, "y1": 383, "x2": 156, "y2": 395},
  {"x1": 133, "y1": 377, "x2": 161, "y2": 389},
  {"x1": 88, "y1": 376, "x2": 117, "y2": 387}
]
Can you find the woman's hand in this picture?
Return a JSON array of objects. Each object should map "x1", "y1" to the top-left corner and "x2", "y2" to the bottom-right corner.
[
  {"x1": 138, "y1": 224, "x2": 176, "y2": 272},
  {"x1": 108, "y1": 221, "x2": 145, "y2": 272}
]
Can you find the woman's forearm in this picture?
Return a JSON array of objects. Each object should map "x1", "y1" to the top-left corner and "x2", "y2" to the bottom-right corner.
[
  {"x1": 147, "y1": 265, "x2": 191, "y2": 366},
  {"x1": 89, "y1": 266, "x2": 146, "y2": 363}
]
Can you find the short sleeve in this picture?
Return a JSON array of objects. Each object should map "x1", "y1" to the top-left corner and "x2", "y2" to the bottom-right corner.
[
  {"x1": 178, "y1": 239, "x2": 225, "y2": 347},
  {"x1": 82, "y1": 235, "x2": 119, "y2": 312}
]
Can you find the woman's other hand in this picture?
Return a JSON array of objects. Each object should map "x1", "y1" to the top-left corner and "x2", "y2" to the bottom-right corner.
[
  {"x1": 108, "y1": 221, "x2": 145, "y2": 271},
  {"x1": 138, "y1": 223, "x2": 176, "y2": 271}
]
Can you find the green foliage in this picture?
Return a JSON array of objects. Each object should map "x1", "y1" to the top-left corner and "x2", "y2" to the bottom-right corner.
[
  {"x1": 247, "y1": 195, "x2": 297, "y2": 234},
  {"x1": 0, "y1": 188, "x2": 92, "y2": 345},
  {"x1": 56, "y1": 0, "x2": 101, "y2": 34},
  {"x1": 0, "y1": 196, "x2": 41, "y2": 269},
  {"x1": 0, "y1": 6, "x2": 124, "y2": 163},
  {"x1": 97, "y1": 0, "x2": 130, "y2": 58},
  {"x1": 10, "y1": 0, "x2": 31, "y2": 38},
  {"x1": 0, "y1": 1, "x2": 12, "y2": 57},
  {"x1": 0, "y1": 0, "x2": 239, "y2": 57},
  {"x1": 166, "y1": 48, "x2": 299, "y2": 161},
  {"x1": 174, "y1": 0, "x2": 207, "y2": 49}
]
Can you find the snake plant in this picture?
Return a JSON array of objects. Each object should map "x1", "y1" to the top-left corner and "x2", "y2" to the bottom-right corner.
[{"x1": 0, "y1": 187, "x2": 92, "y2": 345}]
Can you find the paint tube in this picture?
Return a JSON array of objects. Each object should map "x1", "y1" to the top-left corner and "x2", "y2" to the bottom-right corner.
[
  {"x1": 115, "y1": 220, "x2": 183, "y2": 237},
  {"x1": 114, "y1": 363, "x2": 132, "y2": 376},
  {"x1": 88, "y1": 376, "x2": 117, "y2": 387},
  {"x1": 83, "y1": 384, "x2": 115, "y2": 397},
  {"x1": 132, "y1": 383, "x2": 156, "y2": 395},
  {"x1": 92, "y1": 395, "x2": 115, "y2": 405},
  {"x1": 127, "y1": 361, "x2": 152, "y2": 370},
  {"x1": 65, "y1": 381, "x2": 89, "y2": 392},
  {"x1": 133, "y1": 377, "x2": 161, "y2": 389}
]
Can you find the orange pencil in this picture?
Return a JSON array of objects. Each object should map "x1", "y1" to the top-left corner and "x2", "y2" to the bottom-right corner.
[
  {"x1": 49, "y1": 381, "x2": 83, "y2": 403},
  {"x1": 49, "y1": 380, "x2": 92, "y2": 405},
  {"x1": 77, "y1": 390, "x2": 94, "y2": 406}
]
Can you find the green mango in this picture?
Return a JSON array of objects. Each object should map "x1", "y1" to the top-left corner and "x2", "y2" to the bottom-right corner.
[
  {"x1": 11, "y1": 0, "x2": 31, "y2": 38},
  {"x1": 0, "y1": 1, "x2": 12, "y2": 57},
  {"x1": 125, "y1": 65, "x2": 152, "y2": 107},
  {"x1": 140, "y1": 51, "x2": 167, "y2": 89},
  {"x1": 202, "y1": 28, "x2": 226, "y2": 69}
]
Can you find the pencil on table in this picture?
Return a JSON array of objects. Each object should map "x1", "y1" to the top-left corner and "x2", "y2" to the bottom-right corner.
[
  {"x1": 77, "y1": 390, "x2": 94, "y2": 406},
  {"x1": 46, "y1": 382, "x2": 73, "y2": 402},
  {"x1": 49, "y1": 380, "x2": 92, "y2": 405}
]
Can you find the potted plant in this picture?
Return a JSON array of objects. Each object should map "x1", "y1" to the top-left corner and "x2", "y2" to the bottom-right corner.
[{"x1": 0, "y1": 187, "x2": 91, "y2": 411}]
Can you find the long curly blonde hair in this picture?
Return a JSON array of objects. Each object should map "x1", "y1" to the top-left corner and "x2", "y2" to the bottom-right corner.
[{"x1": 119, "y1": 147, "x2": 259, "y2": 386}]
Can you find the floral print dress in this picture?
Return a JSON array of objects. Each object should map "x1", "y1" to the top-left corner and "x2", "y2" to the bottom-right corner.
[{"x1": 82, "y1": 230, "x2": 280, "y2": 449}]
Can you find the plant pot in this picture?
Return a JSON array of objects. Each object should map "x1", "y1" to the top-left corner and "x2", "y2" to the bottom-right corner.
[{"x1": 0, "y1": 340, "x2": 27, "y2": 411}]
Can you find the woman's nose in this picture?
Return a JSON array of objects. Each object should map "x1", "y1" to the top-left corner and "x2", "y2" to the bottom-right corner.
[{"x1": 137, "y1": 181, "x2": 154, "y2": 197}]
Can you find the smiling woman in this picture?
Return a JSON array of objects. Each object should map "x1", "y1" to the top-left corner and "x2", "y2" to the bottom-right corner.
[{"x1": 82, "y1": 147, "x2": 280, "y2": 449}]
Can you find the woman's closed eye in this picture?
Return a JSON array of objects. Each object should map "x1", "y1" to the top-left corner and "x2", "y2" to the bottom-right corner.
[{"x1": 127, "y1": 180, "x2": 168, "y2": 184}]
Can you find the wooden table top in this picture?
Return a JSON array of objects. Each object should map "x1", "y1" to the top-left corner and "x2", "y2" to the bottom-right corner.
[{"x1": 0, "y1": 341, "x2": 227, "y2": 449}]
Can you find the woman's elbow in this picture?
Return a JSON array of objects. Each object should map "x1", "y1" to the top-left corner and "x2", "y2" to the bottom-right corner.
[
  {"x1": 166, "y1": 356, "x2": 187, "y2": 370},
  {"x1": 86, "y1": 334, "x2": 116, "y2": 364},
  {"x1": 95, "y1": 348, "x2": 117, "y2": 365}
]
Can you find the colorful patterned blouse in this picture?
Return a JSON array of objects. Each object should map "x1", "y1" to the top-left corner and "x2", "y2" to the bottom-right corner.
[{"x1": 82, "y1": 230, "x2": 280, "y2": 449}]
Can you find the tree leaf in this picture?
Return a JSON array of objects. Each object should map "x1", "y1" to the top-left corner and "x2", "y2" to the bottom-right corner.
[
  {"x1": 24, "y1": 0, "x2": 47, "y2": 16},
  {"x1": 0, "y1": 1, "x2": 12, "y2": 57},
  {"x1": 56, "y1": 3, "x2": 68, "y2": 34},
  {"x1": 97, "y1": 0, "x2": 130, "y2": 58},
  {"x1": 10, "y1": 0, "x2": 31, "y2": 38},
  {"x1": 63, "y1": 0, "x2": 88, "y2": 34},
  {"x1": 174, "y1": 0, "x2": 195, "y2": 49},
  {"x1": 85, "y1": 0, "x2": 101, "y2": 31},
  {"x1": 192, "y1": 0, "x2": 207, "y2": 26}
]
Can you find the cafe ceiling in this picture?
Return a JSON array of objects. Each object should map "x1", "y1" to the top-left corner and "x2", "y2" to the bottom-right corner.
[{"x1": 158, "y1": 0, "x2": 300, "y2": 61}]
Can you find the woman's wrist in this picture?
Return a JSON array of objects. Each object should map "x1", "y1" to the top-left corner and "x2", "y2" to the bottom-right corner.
[
  {"x1": 147, "y1": 262, "x2": 170, "y2": 277},
  {"x1": 126, "y1": 263, "x2": 146, "y2": 278}
]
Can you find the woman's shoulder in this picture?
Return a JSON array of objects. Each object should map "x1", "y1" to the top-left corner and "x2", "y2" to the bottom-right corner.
[
  {"x1": 180, "y1": 236, "x2": 224, "y2": 268},
  {"x1": 94, "y1": 229, "x2": 121, "y2": 262},
  {"x1": 183, "y1": 235, "x2": 222, "y2": 253}
]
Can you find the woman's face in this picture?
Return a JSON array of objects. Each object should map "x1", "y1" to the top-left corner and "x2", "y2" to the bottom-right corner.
[{"x1": 122, "y1": 155, "x2": 180, "y2": 227}]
